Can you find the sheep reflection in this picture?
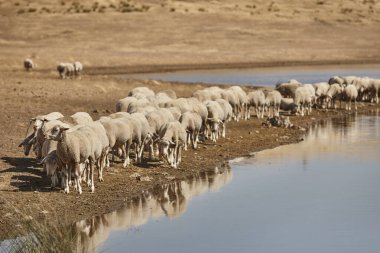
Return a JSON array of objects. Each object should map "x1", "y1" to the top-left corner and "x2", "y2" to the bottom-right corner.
[{"x1": 74, "y1": 166, "x2": 232, "y2": 253}]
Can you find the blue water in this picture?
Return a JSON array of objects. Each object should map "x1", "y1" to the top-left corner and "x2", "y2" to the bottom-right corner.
[
  {"x1": 71, "y1": 111, "x2": 380, "y2": 253},
  {"x1": 118, "y1": 64, "x2": 380, "y2": 86}
]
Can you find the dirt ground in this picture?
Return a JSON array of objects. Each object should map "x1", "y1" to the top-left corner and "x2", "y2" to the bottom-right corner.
[{"x1": 0, "y1": 0, "x2": 380, "y2": 238}]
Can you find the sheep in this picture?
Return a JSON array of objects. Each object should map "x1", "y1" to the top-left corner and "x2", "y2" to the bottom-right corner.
[
  {"x1": 70, "y1": 112, "x2": 93, "y2": 125},
  {"x1": 146, "y1": 109, "x2": 175, "y2": 158},
  {"x1": 179, "y1": 112, "x2": 202, "y2": 150},
  {"x1": 326, "y1": 83, "x2": 343, "y2": 109},
  {"x1": 57, "y1": 63, "x2": 74, "y2": 79},
  {"x1": 100, "y1": 119, "x2": 133, "y2": 168},
  {"x1": 24, "y1": 58, "x2": 34, "y2": 71},
  {"x1": 116, "y1": 97, "x2": 138, "y2": 112},
  {"x1": 369, "y1": 79, "x2": 380, "y2": 103},
  {"x1": 73, "y1": 61, "x2": 83, "y2": 77},
  {"x1": 155, "y1": 92, "x2": 173, "y2": 107},
  {"x1": 265, "y1": 90, "x2": 282, "y2": 117},
  {"x1": 126, "y1": 98, "x2": 152, "y2": 113},
  {"x1": 41, "y1": 150, "x2": 63, "y2": 189},
  {"x1": 158, "y1": 121, "x2": 187, "y2": 169},
  {"x1": 228, "y1": 86, "x2": 248, "y2": 120},
  {"x1": 167, "y1": 107, "x2": 182, "y2": 121},
  {"x1": 275, "y1": 82, "x2": 301, "y2": 99},
  {"x1": 354, "y1": 77, "x2": 371, "y2": 101},
  {"x1": 20, "y1": 112, "x2": 64, "y2": 159},
  {"x1": 313, "y1": 82, "x2": 330, "y2": 108},
  {"x1": 247, "y1": 90, "x2": 266, "y2": 119},
  {"x1": 343, "y1": 84, "x2": 358, "y2": 111},
  {"x1": 215, "y1": 98, "x2": 234, "y2": 122},
  {"x1": 157, "y1": 89, "x2": 177, "y2": 99},
  {"x1": 128, "y1": 87, "x2": 155, "y2": 98},
  {"x1": 328, "y1": 76, "x2": 344, "y2": 85},
  {"x1": 47, "y1": 125, "x2": 102, "y2": 194},
  {"x1": 220, "y1": 89, "x2": 240, "y2": 121},
  {"x1": 204, "y1": 100, "x2": 225, "y2": 142},
  {"x1": 280, "y1": 98, "x2": 298, "y2": 114},
  {"x1": 342, "y1": 76, "x2": 358, "y2": 85},
  {"x1": 109, "y1": 112, "x2": 130, "y2": 119},
  {"x1": 294, "y1": 87, "x2": 313, "y2": 116}
]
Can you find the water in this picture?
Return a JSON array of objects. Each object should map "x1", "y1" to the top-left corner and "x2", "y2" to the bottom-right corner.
[
  {"x1": 117, "y1": 64, "x2": 380, "y2": 86},
  {"x1": 72, "y1": 110, "x2": 380, "y2": 253}
]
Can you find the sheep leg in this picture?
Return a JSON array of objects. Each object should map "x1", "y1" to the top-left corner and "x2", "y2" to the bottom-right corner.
[
  {"x1": 74, "y1": 163, "x2": 82, "y2": 194},
  {"x1": 176, "y1": 145, "x2": 182, "y2": 168},
  {"x1": 89, "y1": 159, "x2": 95, "y2": 193},
  {"x1": 63, "y1": 167, "x2": 70, "y2": 194},
  {"x1": 193, "y1": 130, "x2": 199, "y2": 149},
  {"x1": 122, "y1": 142, "x2": 130, "y2": 168}
]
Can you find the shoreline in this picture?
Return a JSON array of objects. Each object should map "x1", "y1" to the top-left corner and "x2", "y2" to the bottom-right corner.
[{"x1": 30, "y1": 59, "x2": 380, "y2": 76}]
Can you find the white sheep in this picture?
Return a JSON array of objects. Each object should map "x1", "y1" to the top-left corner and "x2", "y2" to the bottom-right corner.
[
  {"x1": 158, "y1": 121, "x2": 187, "y2": 169},
  {"x1": 265, "y1": 90, "x2": 282, "y2": 117},
  {"x1": 343, "y1": 84, "x2": 358, "y2": 111},
  {"x1": 326, "y1": 83, "x2": 343, "y2": 109},
  {"x1": 228, "y1": 86, "x2": 248, "y2": 120},
  {"x1": 247, "y1": 90, "x2": 266, "y2": 119},
  {"x1": 24, "y1": 58, "x2": 34, "y2": 71},
  {"x1": 57, "y1": 63, "x2": 74, "y2": 79},
  {"x1": 313, "y1": 82, "x2": 330, "y2": 108},
  {"x1": 73, "y1": 61, "x2": 83, "y2": 77},
  {"x1": 204, "y1": 100, "x2": 225, "y2": 142},
  {"x1": 116, "y1": 97, "x2": 138, "y2": 112},
  {"x1": 294, "y1": 86, "x2": 313, "y2": 116},
  {"x1": 70, "y1": 112, "x2": 93, "y2": 125},
  {"x1": 128, "y1": 87, "x2": 155, "y2": 98},
  {"x1": 179, "y1": 112, "x2": 203, "y2": 150}
]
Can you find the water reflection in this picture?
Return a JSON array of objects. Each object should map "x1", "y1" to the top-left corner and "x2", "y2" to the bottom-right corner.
[
  {"x1": 232, "y1": 109, "x2": 380, "y2": 168},
  {"x1": 74, "y1": 166, "x2": 232, "y2": 253}
]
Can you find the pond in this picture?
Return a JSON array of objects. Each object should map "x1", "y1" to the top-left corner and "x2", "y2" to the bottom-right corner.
[
  {"x1": 73, "y1": 110, "x2": 380, "y2": 253},
  {"x1": 117, "y1": 64, "x2": 380, "y2": 86}
]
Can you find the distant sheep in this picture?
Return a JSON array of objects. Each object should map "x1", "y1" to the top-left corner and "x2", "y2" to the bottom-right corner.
[
  {"x1": 24, "y1": 58, "x2": 34, "y2": 71},
  {"x1": 343, "y1": 84, "x2": 358, "y2": 111},
  {"x1": 247, "y1": 90, "x2": 266, "y2": 119}
]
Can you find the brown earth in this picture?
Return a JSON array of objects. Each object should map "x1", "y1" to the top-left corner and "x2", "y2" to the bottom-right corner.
[{"x1": 1, "y1": 0, "x2": 380, "y2": 238}]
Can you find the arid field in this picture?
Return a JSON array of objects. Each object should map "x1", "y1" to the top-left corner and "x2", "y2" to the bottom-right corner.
[{"x1": 0, "y1": 0, "x2": 380, "y2": 240}]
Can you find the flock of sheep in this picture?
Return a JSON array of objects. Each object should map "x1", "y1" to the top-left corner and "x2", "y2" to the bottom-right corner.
[
  {"x1": 23, "y1": 58, "x2": 83, "y2": 79},
  {"x1": 18, "y1": 74, "x2": 380, "y2": 194}
]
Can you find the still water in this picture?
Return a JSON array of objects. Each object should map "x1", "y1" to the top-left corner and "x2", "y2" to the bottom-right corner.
[
  {"x1": 74, "y1": 110, "x2": 380, "y2": 253},
  {"x1": 118, "y1": 64, "x2": 380, "y2": 86}
]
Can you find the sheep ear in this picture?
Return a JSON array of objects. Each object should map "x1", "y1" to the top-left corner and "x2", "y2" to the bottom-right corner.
[{"x1": 60, "y1": 127, "x2": 70, "y2": 132}]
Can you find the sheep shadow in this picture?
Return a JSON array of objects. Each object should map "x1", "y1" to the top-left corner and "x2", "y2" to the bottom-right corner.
[{"x1": 0, "y1": 156, "x2": 52, "y2": 192}]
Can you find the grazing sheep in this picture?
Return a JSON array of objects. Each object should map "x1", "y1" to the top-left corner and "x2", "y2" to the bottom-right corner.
[
  {"x1": 116, "y1": 97, "x2": 138, "y2": 112},
  {"x1": 204, "y1": 100, "x2": 225, "y2": 142},
  {"x1": 265, "y1": 90, "x2": 282, "y2": 117},
  {"x1": 146, "y1": 109, "x2": 175, "y2": 158},
  {"x1": 275, "y1": 82, "x2": 301, "y2": 99},
  {"x1": 328, "y1": 76, "x2": 344, "y2": 85},
  {"x1": 41, "y1": 150, "x2": 63, "y2": 189},
  {"x1": 354, "y1": 77, "x2": 371, "y2": 101},
  {"x1": 313, "y1": 82, "x2": 330, "y2": 108},
  {"x1": 158, "y1": 121, "x2": 187, "y2": 169},
  {"x1": 280, "y1": 98, "x2": 298, "y2": 114},
  {"x1": 369, "y1": 79, "x2": 380, "y2": 103},
  {"x1": 167, "y1": 107, "x2": 182, "y2": 121},
  {"x1": 157, "y1": 89, "x2": 177, "y2": 99},
  {"x1": 128, "y1": 87, "x2": 155, "y2": 98},
  {"x1": 215, "y1": 98, "x2": 234, "y2": 122},
  {"x1": 343, "y1": 84, "x2": 358, "y2": 111},
  {"x1": 24, "y1": 58, "x2": 34, "y2": 71},
  {"x1": 126, "y1": 98, "x2": 152, "y2": 113},
  {"x1": 228, "y1": 86, "x2": 248, "y2": 120},
  {"x1": 294, "y1": 87, "x2": 313, "y2": 116},
  {"x1": 220, "y1": 89, "x2": 239, "y2": 121},
  {"x1": 73, "y1": 61, "x2": 83, "y2": 77},
  {"x1": 100, "y1": 119, "x2": 133, "y2": 168},
  {"x1": 179, "y1": 112, "x2": 202, "y2": 150},
  {"x1": 326, "y1": 83, "x2": 343, "y2": 109},
  {"x1": 247, "y1": 90, "x2": 266, "y2": 119},
  {"x1": 57, "y1": 63, "x2": 74, "y2": 79}
]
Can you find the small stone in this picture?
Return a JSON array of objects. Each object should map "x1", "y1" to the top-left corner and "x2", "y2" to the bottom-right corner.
[
  {"x1": 130, "y1": 172, "x2": 141, "y2": 179},
  {"x1": 139, "y1": 176, "x2": 152, "y2": 182},
  {"x1": 255, "y1": 130, "x2": 260, "y2": 134}
]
